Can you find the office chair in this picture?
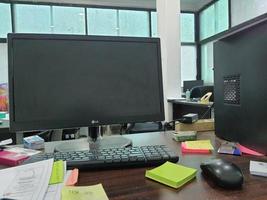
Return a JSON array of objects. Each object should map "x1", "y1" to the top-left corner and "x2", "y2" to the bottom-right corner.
[
  {"x1": 124, "y1": 122, "x2": 163, "y2": 134},
  {"x1": 190, "y1": 85, "x2": 214, "y2": 101}
]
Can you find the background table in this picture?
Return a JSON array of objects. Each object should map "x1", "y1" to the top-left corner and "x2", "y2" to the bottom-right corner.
[{"x1": 168, "y1": 99, "x2": 214, "y2": 119}]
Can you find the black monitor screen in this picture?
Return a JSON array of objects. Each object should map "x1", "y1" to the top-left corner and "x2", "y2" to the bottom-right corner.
[
  {"x1": 183, "y1": 80, "x2": 204, "y2": 92},
  {"x1": 8, "y1": 34, "x2": 164, "y2": 131}
]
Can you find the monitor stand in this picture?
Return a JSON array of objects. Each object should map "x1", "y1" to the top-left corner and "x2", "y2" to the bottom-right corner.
[{"x1": 54, "y1": 126, "x2": 132, "y2": 152}]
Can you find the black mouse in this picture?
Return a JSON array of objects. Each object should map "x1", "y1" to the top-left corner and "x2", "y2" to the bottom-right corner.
[{"x1": 200, "y1": 158, "x2": 244, "y2": 189}]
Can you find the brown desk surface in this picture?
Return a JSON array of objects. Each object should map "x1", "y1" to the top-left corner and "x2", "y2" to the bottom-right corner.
[{"x1": 45, "y1": 131, "x2": 267, "y2": 200}]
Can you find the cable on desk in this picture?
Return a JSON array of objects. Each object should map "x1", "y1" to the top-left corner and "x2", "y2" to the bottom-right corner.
[{"x1": 200, "y1": 103, "x2": 215, "y2": 119}]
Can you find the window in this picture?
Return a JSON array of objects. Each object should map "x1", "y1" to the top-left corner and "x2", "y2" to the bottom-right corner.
[
  {"x1": 118, "y1": 10, "x2": 150, "y2": 37},
  {"x1": 0, "y1": 3, "x2": 12, "y2": 38},
  {"x1": 200, "y1": 5, "x2": 215, "y2": 40},
  {"x1": 215, "y1": 0, "x2": 229, "y2": 33},
  {"x1": 52, "y1": 6, "x2": 85, "y2": 34},
  {"x1": 181, "y1": 46, "x2": 197, "y2": 83},
  {"x1": 151, "y1": 12, "x2": 195, "y2": 42},
  {"x1": 151, "y1": 12, "x2": 157, "y2": 37},
  {"x1": 231, "y1": 0, "x2": 267, "y2": 26},
  {"x1": 201, "y1": 42, "x2": 214, "y2": 84},
  {"x1": 87, "y1": 8, "x2": 118, "y2": 36},
  {"x1": 181, "y1": 13, "x2": 195, "y2": 42},
  {"x1": 200, "y1": 0, "x2": 229, "y2": 40},
  {"x1": 14, "y1": 4, "x2": 51, "y2": 33}
]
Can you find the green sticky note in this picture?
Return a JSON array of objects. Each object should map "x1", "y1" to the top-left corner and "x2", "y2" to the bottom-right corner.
[
  {"x1": 61, "y1": 184, "x2": 109, "y2": 200},
  {"x1": 145, "y1": 161, "x2": 197, "y2": 189},
  {"x1": 49, "y1": 160, "x2": 64, "y2": 185}
]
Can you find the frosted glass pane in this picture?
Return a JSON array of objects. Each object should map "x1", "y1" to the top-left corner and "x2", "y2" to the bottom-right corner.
[
  {"x1": 151, "y1": 11, "x2": 158, "y2": 37},
  {"x1": 0, "y1": 43, "x2": 8, "y2": 83},
  {"x1": 215, "y1": 0, "x2": 229, "y2": 33},
  {"x1": 14, "y1": 4, "x2": 51, "y2": 33},
  {"x1": 200, "y1": 5, "x2": 215, "y2": 40},
  {"x1": 87, "y1": 8, "x2": 117, "y2": 36},
  {"x1": 181, "y1": 13, "x2": 195, "y2": 42},
  {"x1": 201, "y1": 42, "x2": 214, "y2": 84},
  {"x1": 52, "y1": 6, "x2": 85, "y2": 34},
  {"x1": 119, "y1": 10, "x2": 149, "y2": 37},
  {"x1": 231, "y1": 0, "x2": 267, "y2": 26},
  {"x1": 0, "y1": 3, "x2": 12, "y2": 38},
  {"x1": 181, "y1": 46, "x2": 197, "y2": 84}
]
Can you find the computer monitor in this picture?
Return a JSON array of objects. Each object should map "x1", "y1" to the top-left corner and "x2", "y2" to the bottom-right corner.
[
  {"x1": 183, "y1": 80, "x2": 204, "y2": 93},
  {"x1": 214, "y1": 19, "x2": 267, "y2": 154},
  {"x1": 8, "y1": 33, "x2": 164, "y2": 150}
]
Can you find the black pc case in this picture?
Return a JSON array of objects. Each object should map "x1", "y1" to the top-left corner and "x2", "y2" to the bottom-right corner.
[{"x1": 214, "y1": 19, "x2": 267, "y2": 154}]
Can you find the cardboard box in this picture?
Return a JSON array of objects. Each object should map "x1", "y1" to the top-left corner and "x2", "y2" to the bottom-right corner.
[{"x1": 175, "y1": 119, "x2": 214, "y2": 132}]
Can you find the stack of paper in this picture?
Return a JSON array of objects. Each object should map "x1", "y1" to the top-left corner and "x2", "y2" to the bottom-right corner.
[
  {"x1": 44, "y1": 160, "x2": 72, "y2": 200},
  {"x1": 181, "y1": 140, "x2": 214, "y2": 154},
  {"x1": 0, "y1": 158, "x2": 110, "y2": 200},
  {"x1": 0, "y1": 159, "x2": 54, "y2": 199},
  {"x1": 145, "y1": 161, "x2": 197, "y2": 189}
]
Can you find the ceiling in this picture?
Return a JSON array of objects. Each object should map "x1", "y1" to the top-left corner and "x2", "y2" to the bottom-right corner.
[
  {"x1": 181, "y1": 0, "x2": 213, "y2": 12},
  {"x1": 15, "y1": 0, "x2": 214, "y2": 12}
]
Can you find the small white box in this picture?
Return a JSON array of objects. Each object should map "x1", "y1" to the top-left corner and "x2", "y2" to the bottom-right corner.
[
  {"x1": 23, "y1": 135, "x2": 44, "y2": 150},
  {"x1": 250, "y1": 160, "x2": 267, "y2": 177}
]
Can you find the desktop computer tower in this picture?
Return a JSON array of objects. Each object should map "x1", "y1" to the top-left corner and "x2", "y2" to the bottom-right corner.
[{"x1": 214, "y1": 19, "x2": 267, "y2": 154}]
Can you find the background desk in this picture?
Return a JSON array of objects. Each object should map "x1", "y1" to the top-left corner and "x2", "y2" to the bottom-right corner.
[
  {"x1": 44, "y1": 131, "x2": 267, "y2": 200},
  {"x1": 0, "y1": 120, "x2": 16, "y2": 143},
  {"x1": 168, "y1": 99, "x2": 213, "y2": 119}
]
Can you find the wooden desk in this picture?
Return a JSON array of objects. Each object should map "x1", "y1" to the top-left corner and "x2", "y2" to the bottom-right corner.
[
  {"x1": 168, "y1": 99, "x2": 213, "y2": 119},
  {"x1": 44, "y1": 132, "x2": 267, "y2": 200}
]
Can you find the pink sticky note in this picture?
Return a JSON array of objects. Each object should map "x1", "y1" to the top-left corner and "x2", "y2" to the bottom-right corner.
[
  {"x1": 181, "y1": 142, "x2": 210, "y2": 154},
  {"x1": 66, "y1": 168, "x2": 79, "y2": 186},
  {"x1": 237, "y1": 144, "x2": 265, "y2": 156}
]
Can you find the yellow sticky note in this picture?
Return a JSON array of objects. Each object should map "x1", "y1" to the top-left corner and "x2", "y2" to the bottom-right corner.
[
  {"x1": 49, "y1": 160, "x2": 64, "y2": 185},
  {"x1": 145, "y1": 161, "x2": 197, "y2": 188},
  {"x1": 61, "y1": 184, "x2": 109, "y2": 200},
  {"x1": 185, "y1": 140, "x2": 214, "y2": 150}
]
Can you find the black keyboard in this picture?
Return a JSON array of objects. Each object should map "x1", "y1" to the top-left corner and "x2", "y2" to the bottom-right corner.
[{"x1": 24, "y1": 145, "x2": 179, "y2": 170}]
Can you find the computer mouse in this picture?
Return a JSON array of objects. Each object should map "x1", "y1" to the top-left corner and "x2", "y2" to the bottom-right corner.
[{"x1": 200, "y1": 158, "x2": 244, "y2": 189}]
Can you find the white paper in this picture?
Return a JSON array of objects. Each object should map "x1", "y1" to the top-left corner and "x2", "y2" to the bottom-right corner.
[
  {"x1": 43, "y1": 168, "x2": 72, "y2": 200},
  {"x1": 5, "y1": 147, "x2": 41, "y2": 156},
  {"x1": 0, "y1": 159, "x2": 54, "y2": 200},
  {"x1": 250, "y1": 160, "x2": 267, "y2": 177},
  {"x1": 0, "y1": 138, "x2": 13, "y2": 146}
]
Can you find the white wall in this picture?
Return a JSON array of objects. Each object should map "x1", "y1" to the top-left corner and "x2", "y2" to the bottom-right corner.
[
  {"x1": 157, "y1": 0, "x2": 181, "y2": 122},
  {"x1": 231, "y1": 0, "x2": 267, "y2": 26},
  {"x1": 0, "y1": 43, "x2": 8, "y2": 84}
]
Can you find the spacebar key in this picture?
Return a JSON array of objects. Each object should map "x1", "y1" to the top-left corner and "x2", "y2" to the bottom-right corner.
[{"x1": 67, "y1": 160, "x2": 105, "y2": 168}]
